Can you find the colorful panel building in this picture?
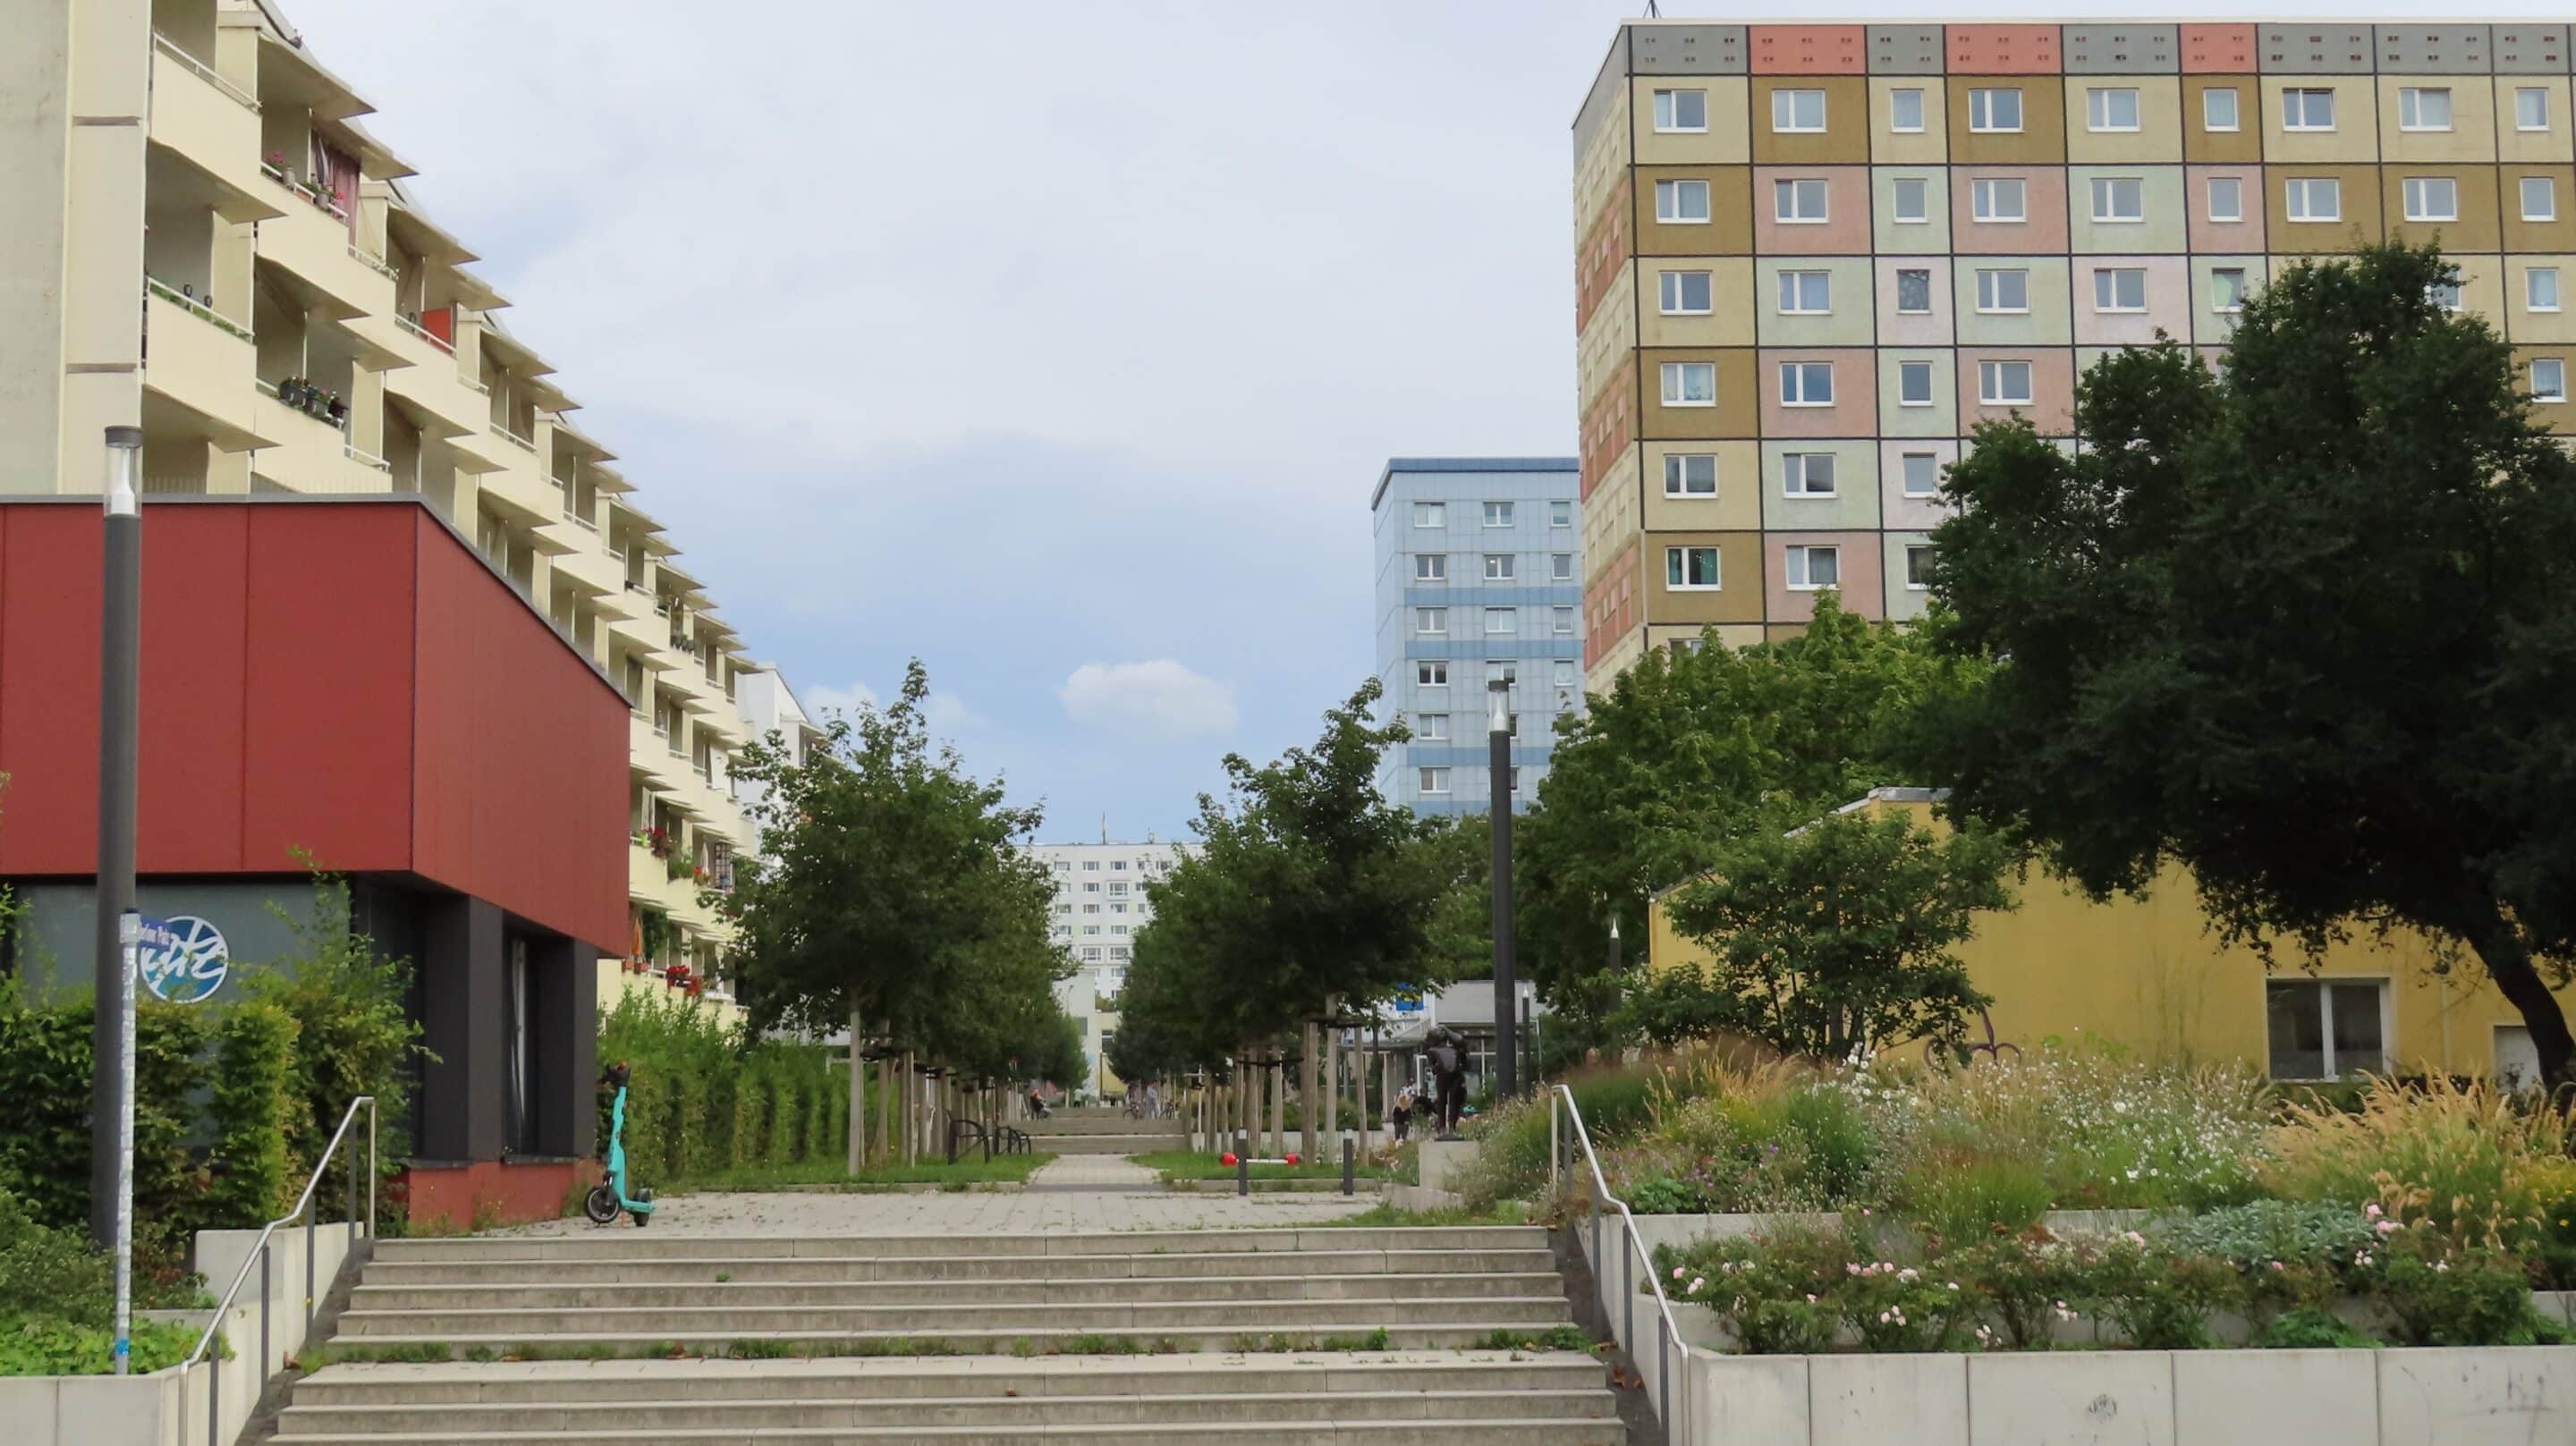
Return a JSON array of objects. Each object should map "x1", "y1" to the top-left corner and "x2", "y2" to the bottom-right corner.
[{"x1": 1574, "y1": 20, "x2": 2576, "y2": 682}]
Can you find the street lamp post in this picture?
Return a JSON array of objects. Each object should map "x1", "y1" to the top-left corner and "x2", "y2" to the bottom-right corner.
[
  {"x1": 1487, "y1": 678, "x2": 1518, "y2": 1103},
  {"x1": 89, "y1": 427, "x2": 143, "y2": 1251}
]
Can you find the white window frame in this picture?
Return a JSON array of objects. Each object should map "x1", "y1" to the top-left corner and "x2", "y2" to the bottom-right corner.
[
  {"x1": 1894, "y1": 266, "x2": 1934, "y2": 315},
  {"x1": 1970, "y1": 177, "x2": 2027, "y2": 224},
  {"x1": 2264, "y1": 978, "x2": 2391, "y2": 1080},
  {"x1": 1482, "y1": 501, "x2": 1514, "y2": 527},
  {"x1": 1889, "y1": 87, "x2": 1926, "y2": 133},
  {"x1": 1901, "y1": 451, "x2": 1941, "y2": 496},
  {"x1": 1483, "y1": 553, "x2": 1515, "y2": 581},
  {"x1": 1665, "y1": 545, "x2": 1723, "y2": 590},
  {"x1": 1415, "y1": 607, "x2": 1448, "y2": 637},
  {"x1": 1975, "y1": 266, "x2": 2030, "y2": 315},
  {"x1": 2090, "y1": 175, "x2": 2146, "y2": 224},
  {"x1": 1415, "y1": 713, "x2": 1449, "y2": 741},
  {"x1": 1413, "y1": 502, "x2": 1444, "y2": 528},
  {"x1": 2283, "y1": 88, "x2": 2337, "y2": 132},
  {"x1": 1551, "y1": 552, "x2": 1575, "y2": 581},
  {"x1": 1774, "y1": 177, "x2": 1829, "y2": 224},
  {"x1": 2525, "y1": 174, "x2": 2560, "y2": 222},
  {"x1": 1660, "y1": 268, "x2": 1714, "y2": 316},
  {"x1": 2532, "y1": 266, "x2": 2563, "y2": 314},
  {"x1": 1661, "y1": 361, "x2": 1716, "y2": 408},
  {"x1": 1778, "y1": 360, "x2": 1835, "y2": 407},
  {"x1": 1553, "y1": 605, "x2": 1575, "y2": 636},
  {"x1": 2398, "y1": 85, "x2": 2453, "y2": 133},
  {"x1": 1782, "y1": 451, "x2": 1837, "y2": 497},
  {"x1": 2087, "y1": 87, "x2": 2140, "y2": 132},
  {"x1": 2211, "y1": 266, "x2": 2249, "y2": 314},
  {"x1": 1905, "y1": 544, "x2": 1934, "y2": 591},
  {"x1": 1663, "y1": 452, "x2": 1718, "y2": 497},
  {"x1": 1484, "y1": 606, "x2": 1517, "y2": 635},
  {"x1": 1968, "y1": 87, "x2": 2023, "y2": 134},
  {"x1": 1784, "y1": 544, "x2": 1841, "y2": 591},
  {"x1": 2094, "y1": 266, "x2": 2148, "y2": 313},
  {"x1": 1656, "y1": 178, "x2": 1713, "y2": 224},
  {"x1": 1418, "y1": 767, "x2": 1452, "y2": 796},
  {"x1": 1654, "y1": 88, "x2": 1709, "y2": 133},
  {"x1": 1979, "y1": 359, "x2": 2035, "y2": 406},
  {"x1": 1413, "y1": 554, "x2": 1446, "y2": 582},
  {"x1": 1416, "y1": 661, "x2": 1449, "y2": 688},
  {"x1": 2518, "y1": 86, "x2": 2552, "y2": 133},
  {"x1": 1552, "y1": 660, "x2": 1577, "y2": 689},
  {"x1": 2285, "y1": 176, "x2": 2342, "y2": 224},
  {"x1": 1771, "y1": 88, "x2": 1826, "y2": 133},
  {"x1": 1891, "y1": 176, "x2": 1930, "y2": 224},
  {"x1": 2402, "y1": 175, "x2": 2458, "y2": 224},
  {"x1": 2202, "y1": 86, "x2": 2241, "y2": 132},
  {"x1": 1897, "y1": 359, "x2": 1935, "y2": 407},
  {"x1": 2535, "y1": 357, "x2": 2568, "y2": 402},
  {"x1": 1550, "y1": 500, "x2": 1572, "y2": 528},
  {"x1": 2207, "y1": 174, "x2": 2245, "y2": 223},
  {"x1": 2428, "y1": 279, "x2": 2463, "y2": 312},
  {"x1": 1776, "y1": 269, "x2": 1832, "y2": 315}
]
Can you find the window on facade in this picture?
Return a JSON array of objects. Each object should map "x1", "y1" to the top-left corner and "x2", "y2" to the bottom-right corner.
[
  {"x1": 2526, "y1": 175, "x2": 2560, "y2": 222},
  {"x1": 1553, "y1": 660, "x2": 1578, "y2": 688},
  {"x1": 1417, "y1": 661, "x2": 1448, "y2": 687},
  {"x1": 1905, "y1": 545, "x2": 1934, "y2": 589},
  {"x1": 2094, "y1": 266, "x2": 2148, "y2": 312},
  {"x1": 1661, "y1": 361, "x2": 1716, "y2": 407},
  {"x1": 1665, "y1": 545, "x2": 1721, "y2": 589},
  {"x1": 1487, "y1": 660, "x2": 1518, "y2": 686},
  {"x1": 1551, "y1": 552, "x2": 1574, "y2": 580},
  {"x1": 1778, "y1": 360, "x2": 1835, "y2": 406},
  {"x1": 2285, "y1": 177, "x2": 2341, "y2": 222},
  {"x1": 2536, "y1": 357, "x2": 2568, "y2": 402},
  {"x1": 1655, "y1": 178, "x2": 1712, "y2": 224},
  {"x1": 1664, "y1": 452, "x2": 1717, "y2": 496},
  {"x1": 1897, "y1": 359, "x2": 1934, "y2": 406},
  {"x1": 1553, "y1": 605, "x2": 1575, "y2": 635},
  {"x1": 1783, "y1": 452, "x2": 1837, "y2": 495},
  {"x1": 2532, "y1": 266, "x2": 2563, "y2": 312},
  {"x1": 1485, "y1": 606, "x2": 1517, "y2": 634},
  {"x1": 1483, "y1": 501, "x2": 1513, "y2": 527},
  {"x1": 1892, "y1": 176, "x2": 1929, "y2": 223},
  {"x1": 2207, "y1": 175, "x2": 2244, "y2": 222},
  {"x1": 1419, "y1": 767, "x2": 1451, "y2": 795},
  {"x1": 1414, "y1": 502, "x2": 1443, "y2": 528},
  {"x1": 1902, "y1": 451, "x2": 1941, "y2": 496},
  {"x1": 1772, "y1": 88, "x2": 1826, "y2": 132},
  {"x1": 1415, "y1": 713, "x2": 1448, "y2": 740},
  {"x1": 1775, "y1": 178, "x2": 1829, "y2": 223},
  {"x1": 2421, "y1": 277, "x2": 2460, "y2": 310},
  {"x1": 2091, "y1": 176, "x2": 2146, "y2": 223},
  {"x1": 2202, "y1": 87, "x2": 2241, "y2": 131},
  {"x1": 2398, "y1": 86, "x2": 2453, "y2": 131},
  {"x1": 1653, "y1": 88, "x2": 1708, "y2": 132},
  {"x1": 1968, "y1": 88, "x2": 2023, "y2": 132},
  {"x1": 1890, "y1": 88, "x2": 1925, "y2": 132},
  {"x1": 1415, "y1": 554, "x2": 1453, "y2": 585},
  {"x1": 1474, "y1": 554, "x2": 1509, "y2": 582},
  {"x1": 2402, "y1": 176, "x2": 2459, "y2": 223},
  {"x1": 2212, "y1": 266, "x2": 2248, "y2": 312},
  {"x1": 1777, "y1": 270, "x2": 1831, "y2": 314},
  {"x1": 2265, "y1": 979, "x2": 2386, "y2": 1079},
  {"x1": 1895, "y1": 267, "x2": 1933, "y2": 313},
  {"x1": 1785, "y1": 544, "x2": 1841, "y2": 589},
  {"x1": 2283, "y1": 88, "x2": 2337, "y2": 131},
  {"x1": 2087, "y1": 87, "x2": 2140, "y2": 131},
  {"x1": 2519, "y1": 87, "x2": 2552, "y2": 132},
  {"x1": 1415, "y1": 606, "x2": 1447, "y2": 636},
  {"x1": 1970, "y1": 177, "x2": 2027, "y2": 222},
  {"x1": 1660, "y1": 269, "x2": 1714, "y2": 315},
  {"x1": 1976, "y1": 267, "x2": 2029, "y2": 313},
  {"x1": 1550, "y1": 500, "x2": 1572, "y2": 527},
  {"x1": 1979, "y1": 359, "x2": 2035, "y2": 405}
]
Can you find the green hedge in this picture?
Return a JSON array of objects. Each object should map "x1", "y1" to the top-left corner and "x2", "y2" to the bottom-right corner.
[
  {"x1": 597, "y1": 989, "x2": 848, "y2": 1188},
  {"x1": 0, "y1": 999, "x2": 211, "y2": 1275},
  {"x1": 206, "y1": 1002, "x2": 299, "y2": 1226}
]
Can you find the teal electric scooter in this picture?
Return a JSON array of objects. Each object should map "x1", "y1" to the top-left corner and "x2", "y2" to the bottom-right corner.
[{"x1": 584, "y1": 1061, "x2": 657, "y2": 1226}]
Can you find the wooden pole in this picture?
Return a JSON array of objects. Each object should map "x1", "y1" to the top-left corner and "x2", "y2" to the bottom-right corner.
[
  {"x1": 847, "y1": 1010, "x2": 866, "y2": 1173},
  {"x1": 1300, "y1": 1021, "x2": 1320, "y2": 1163},
  {"x1": 1268, "y1": 1054, "x2": 1286, "y2": 1160},
  {"x1": 1323, "y1": 1025, "x2": 1340, "y2": 1144}
]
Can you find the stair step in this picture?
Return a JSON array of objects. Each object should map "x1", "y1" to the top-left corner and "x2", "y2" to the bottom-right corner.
[
  {"x1": 277, "y1": 1387, "x2": 1615, "y2": 1433},
  {"x1": 348, "y1": 1273, "x2": 1568, "y2": 1309},
  {"x1": 269, "y1": 1419, "x2": 1622, "y2": 1445},
  {"x1": 336, "y1": 1296, "x2": 1573, "y2": 1335},
  {"x1": 358, "y1": 1248, "x2": 1557, "y2": 1286},
  {"x1": 367, "y1": 1228, "x2": 1546, "y2": 1264},
  {"x1": 317, "y1": 1322, "x2": 1583, "y2": 1354}
]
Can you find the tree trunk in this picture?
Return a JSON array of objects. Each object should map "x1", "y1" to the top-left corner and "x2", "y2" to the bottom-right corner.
[
  {"x1": 1323, "y1": 1026, "x2": 1339, "y2": 1143},
  {"x1": 1300, "y1": 1021, "x2": 1320, "y2": 1163},
  {"x1": 2463, "y1": 900, "x2": 2576, "y2": 1090},
  {"x1": 1268, "y1": 1056, "x2": 1286, "y2": 1159},
  {"x1": 847, "y1": 1009, "x2": 865, "y2": 1173},
  {"x1": 876, "y1": 1047, "x2": 893, "y2": 1167}
]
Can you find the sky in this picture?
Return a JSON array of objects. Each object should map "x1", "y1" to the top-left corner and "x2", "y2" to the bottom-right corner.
[{"x1": 277, "y1": 0, "x2": 2513, "y2": 841}]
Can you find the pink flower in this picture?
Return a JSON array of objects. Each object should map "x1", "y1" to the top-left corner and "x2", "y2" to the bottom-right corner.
[
  {"x1": 2365, "y1": 1204, "x2": 2383, "y2": 1221},
  {"x1": 1805, "y1": 1294, "x2": 1818, "y2": 1304},
  {"x1": 1672, "y1": 1266, "x2": 1684, "y2": 1281},
  {"x1": 2375, "y1": 1220, "x2": 2399, "y2": 1237},
  {"x1": 2268, "y1": 1261, "x2": 2286, "y2": 1272},
  {"x1": 1689, "y1": 1277, "x2": 1707, "y2": 1294}
]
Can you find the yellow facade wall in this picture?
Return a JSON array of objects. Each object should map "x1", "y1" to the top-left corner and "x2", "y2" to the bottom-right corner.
[{"x1": 1647, "y1": 798, "x2": 2576, "y2": 1078}]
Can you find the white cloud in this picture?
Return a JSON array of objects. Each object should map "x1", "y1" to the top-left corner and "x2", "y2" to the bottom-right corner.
[
  {"x1": 1059, "y1": 661, "x2": 1239, "y2": 740},
  {"x1": 802, "y1": 680, "x2": 985, "y2": 737},
  {"x1": 803, "y1": 681, "x2": 877, "y2": 719}
]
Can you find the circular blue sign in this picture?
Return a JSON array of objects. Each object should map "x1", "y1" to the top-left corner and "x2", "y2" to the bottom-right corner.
[{"x1": 140, "y1": 916, "x2": 229, "y2": 1004}]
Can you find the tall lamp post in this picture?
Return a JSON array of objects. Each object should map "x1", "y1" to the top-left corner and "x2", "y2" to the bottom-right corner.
[
  {"x1": 1487, "y1": 678, "x2": 1518, "y2": 1103},
  {"x1": 89, "y1": 427, "x2": 143, "y2": 1250}
]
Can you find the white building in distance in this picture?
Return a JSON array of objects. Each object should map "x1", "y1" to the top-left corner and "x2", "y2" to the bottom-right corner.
[{"x1": 1032, "y1": 838, "x2": 1186, "y2": 1097}]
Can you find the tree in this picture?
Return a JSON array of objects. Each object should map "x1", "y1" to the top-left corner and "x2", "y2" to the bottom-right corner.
[
  {"x1": 1922, "y1": 241, "x2": 2576, "y2": 1087},
  {"x1": 1646, "y1": 808, "x2": 2012, "y2": 1059}
]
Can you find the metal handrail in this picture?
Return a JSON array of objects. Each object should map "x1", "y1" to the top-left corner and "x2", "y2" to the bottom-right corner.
[
  {"x1": 1550, "y1": 1083, "x2": 1691, "y2": 1438},
  {"x1": 182, "y1": 1095, "x2": 377, "y2": 1446},
  {"x1": 152, "y1": 33, "x2": 260, "y2": 112}
]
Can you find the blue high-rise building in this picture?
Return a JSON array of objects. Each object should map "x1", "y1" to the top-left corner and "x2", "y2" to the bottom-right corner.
[{"x1": 1370, "y1": 458, "x2": 1584, "y2": 816}]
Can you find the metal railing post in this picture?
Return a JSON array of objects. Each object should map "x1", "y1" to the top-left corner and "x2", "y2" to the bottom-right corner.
[
  {"x1": 303, "y1": 1202, "x2": 316, "y2": 1333},
  {"x1": 258, "y1": 1239, "x2": 271, "y2": 1379},
  {"x1": 1623, "y1": 1235, "x2": 1634, "y2": 1350},
  {"x1": 208, "y1": 1339, "x2": 220, "y2": 1446},
  {"x1": 1548, "y1": 1091, "x2": 1560, "y2": 1200}
]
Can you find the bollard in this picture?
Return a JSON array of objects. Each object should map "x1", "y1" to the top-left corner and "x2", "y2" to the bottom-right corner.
[{"x1": 1342, "y1": 1136, "x2": 1355, "y2": 1197}]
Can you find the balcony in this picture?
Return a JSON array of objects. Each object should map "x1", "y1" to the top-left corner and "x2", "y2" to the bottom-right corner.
[
  {"x1": 253, "y1": 173, "x2": 392, "y2": 316},
  {"x1": 148, "y1": 36, "x2": 277, "y2": 219},
  {"x1": 143, "y1": 283, "x2": 267, "y2": 449}
]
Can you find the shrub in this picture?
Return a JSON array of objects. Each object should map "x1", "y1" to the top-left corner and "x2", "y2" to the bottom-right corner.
[
  {"x1": 2257, "y1": 1306, "x2": 2378, "y2": 1349},
  {"x1": 596, "y1": 989, "x2": 843, "y2": 1187},
  {"x1": 0, "y1": 1188, "x2": 109, "y2": 1327},
  {"x1": 1906, "y1": 1158, "x2": 2055, "y2": 1247},
  {"x1": 2373, "y1": 1232, "x2": 2565, "y2": 1347},
  {"x1": 2263, "y1": 1074, "x2": 2576, "y2": 1255},
  {"x1": 1605, "y1": 1081, "x2": 1875, "y2": 1214},
  {"x1": 1944, "y1": 1232, "x2": 2090, "y2": 1350},
  {"x1": 206, "y1": 1002, "x2": 300, "y2": 1225},
  {"x1": 1838, "y1": 1258, "x2": 1977, "y2": 1352},
  {"x1": 2083, "y1": 1236, "x2": 2239, "y2": 1349},
  {"x1": 1663, "y1": 1223, "x2": 1849, "y2": 1355}
]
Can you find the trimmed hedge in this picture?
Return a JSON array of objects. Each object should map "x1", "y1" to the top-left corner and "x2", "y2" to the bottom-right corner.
[{"x1": 597, "y1": 989, "x2": 848, "y2": 1188}]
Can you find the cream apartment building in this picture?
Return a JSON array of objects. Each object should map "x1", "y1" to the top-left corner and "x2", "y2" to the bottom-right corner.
[{"x1": 4, "y1": 0, "x2": 772, "y2": 992}]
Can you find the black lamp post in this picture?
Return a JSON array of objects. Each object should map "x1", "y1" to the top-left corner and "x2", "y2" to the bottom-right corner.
[
  {"x1": 89, "y1": 426, "x2": 142, "y2": 1250},
  {"x1": 1487, "y1": 678, "x2": 1518, "y2": 1103}
]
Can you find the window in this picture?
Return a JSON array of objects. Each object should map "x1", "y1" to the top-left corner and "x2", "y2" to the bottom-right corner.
[
  {"x1": 1897, "y1": 359, "x2": 1934, "y2": 406},
  {"x1": 1486, "y1": 660, "x2": 1518, "y2": 686},
  {"x1": 1783, "y1": 451, "x2": 1837, "y2": 495},
  {"x1": 2525, "y1": 175, "x2": 2559, "y2": 222},
  {"x1": 1418, "y1": 767, "x2": 1451, "y2": 795},
  {"x1": 2211, "y1": 266, "x2": 2248, "y2": 313},
  {"x1": 1484, "y1": 606, "x2": 1516, "y2": 634},
  {"x1": 2207, "y1": 175, "x2": 2244, "y2": 223},
  {"x1": 1553, "y1": 660, "x2": 1578, "y2": 688},
  {"x1": 1979, "y1": 359, "x2": 2035, "y2": 405},
  {"x1": 1775, "y1": 178, "x2": 1828, "y2": 223},
  {"x1": 2087, "y1": 87, "x2": 2140, "y2": 131},
  {"x1": 1777, "y1": 270, "x2": 1832, "y2": 314},
  {"x1": 1551, "y1": 552, "x2": 1574, "y2": 581},
  {"x1": 1660, "y1": 269, "x2": 1714, "y2": 315},
  {"x1": 1550, "y1": 501, "x2": 1572, "y2": 527},
  {"x1": 1483, "y1": 553, "x2": 1514, "y2": 580},
  {"x1": 1902, "y1": 451, "x2": 1940, "y2": 496},
  {"x1": 1890, "y1": 88, "x2": 1925, "y2": 132},
  {"x1": 2518, "y1": 87, "x2": 2551, "y2": 132},
  {"x1": 1416, "y1": 661, "x2": 1448, "y2": 687},
  {"x1": 1415, "y1": 713, "x2": 1448, "y2": 740},
  {"x1": 1970, "y1": 177, "x2": 2027, "y2": 223},
  {"x1": 1905, "y1": 545, "x2": 1934, "y2": 590},
  {"x1": 2285, "y1": 176, "x2": 2341, "y2": 223},
  {"x1": 2202, "y1": 87, "x2": 2241, "y2": 131},
  {"x1": 1895, "y1": 267, "x2": 1933, "y2": 314},
  {"x1": 1665, "y1": 545, "x2": 1721, "y2": 588},
  {"x1": 2402, "y1": 176, "x2": 2458, "y2": 223},
  {"x1": 1785, "y1": 544, "x2": 1841, "y2": 589},
  {"x1": 2536, "y1": 358, "x2": 2567, "y2": 402},
  {"x1": 1660, "y1": 361, "x2": 1716, "y2": 407},
  {"x1": 2265, "y1": 980, "x2": 2387, "y2": 1079},
  {"x1": 1772, "y1": 88, "x2": 1826, "y2": 132},
  {"x1": 1482, "y1": 501, "x2": 1513, "y2": 527},
  {"x1": 1082, "y1": 861, "x2": 1099, "y2": 872},
  {"x1": 2094, "y1": 266, "x2": 2148, "y2": 312},
  {"x1": 1891, "y1": 176, "x2": 1929, "y2": 224},
  {"x1": 1413, "y1": 502, "x2": 1444, "y2": 528},
  {"x1": 1968, "y1": 88, "x2": 2023, "y2": 133},
  {"x1": 1509, "y1": 767, "x2": 1524, "y2": 793},
  {"x1": 1655, "y1": 179, "x2": 1711, "y2": 224},
  {"x1": 1663, "y1": 452, "x2": 1717, "y2": 496},
  {"x1": 1553, "y1": 605, "x2": 1576, "y2": 635},
  {"x1": 1976, "y1": 267, "x2": 2029, "y2": 313},
  {"x1": 1413, "y1": 554, "x2": 1445, "y2": 581},
  {"x1": 1653, "y1": 88, "x2": 1707, "y2": 132},
  {"x1": 2090, "y1": 176, "x2": 2145, "y2": 223},
  {"x1": 2283, "y1": 88, "x2": 2336, "y2": 131},
  {"x1": 2398, "y1": 86, "x2": 2453, "y2": 131},
  {"x1": 1415, "y1": 607, "x2": 1447, "y2": 636},
  {"x1": 2531, "y1": 266, "x2": 2562, "y2": 313},
  {"x1": 1778, "y1": 360, "x2": 1835, "y2": 406}
]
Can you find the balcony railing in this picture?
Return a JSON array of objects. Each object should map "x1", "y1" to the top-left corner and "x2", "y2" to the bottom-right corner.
[
  {"x1": 256, "y1": 376, "x2": 352, "y2": 433},
  {"x1": 493, "y1": 422, "x2": 535, "y2": 451},
  {"x1": 147, "y1": 278, "x2": 251, "y2": 340},
  {"x1": 394, "y1": 313, "x2": 453, "y2": 354},
  {"x1": 153, "y1": 33, "x2": 258, "y2": 111},
  {"x1": 345, "y1": 444, "x2": 391, "y2": 473},
  {"x1": 349, "y1": 246, "x2": 399, "y2": 282},
  {"x1": 258, "y1": 161, "x2": 347, "y2": 220}
]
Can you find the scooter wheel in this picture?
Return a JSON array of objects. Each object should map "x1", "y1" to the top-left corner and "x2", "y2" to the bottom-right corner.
[
  {"x1": 631, "y1": 1188, "x2": 654, "y2": 1227},
  {"x1": 582, "y1": 1183, "x2": 620, "y2": 1225}
]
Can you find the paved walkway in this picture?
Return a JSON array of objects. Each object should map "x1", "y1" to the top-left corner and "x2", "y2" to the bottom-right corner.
[{"x1": 1026, "y1": 1153, "x2": 1161, "y2": 1190}]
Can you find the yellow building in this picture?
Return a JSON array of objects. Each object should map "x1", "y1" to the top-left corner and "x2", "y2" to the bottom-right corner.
[
  {"x1": 3, "y1": 0, "x2": 789, "y2": 994},
  {"x1": 1648, "y1": 790, "x2": 2576, "y2": 1085}
]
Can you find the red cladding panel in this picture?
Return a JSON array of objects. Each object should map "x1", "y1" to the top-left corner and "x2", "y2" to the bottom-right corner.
[
  {"x1": 1949, "y1": 25, "x2": 2063, "y2": 74},
  {"x1": 1750, "y1": 26, "x2": 1866, "y2": 74},
  {"x1": 2182, "y1": 25, "x2": 2258, "y2": 72}
]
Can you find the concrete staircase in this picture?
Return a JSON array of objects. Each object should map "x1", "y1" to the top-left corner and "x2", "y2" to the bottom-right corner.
[
  {"x1": 278, "y1": 1226, "x2": 1623, "y2": 1443},
  {"x1": 1022, "y1": 1104, "x2": 1190, "y2": 1156}
]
